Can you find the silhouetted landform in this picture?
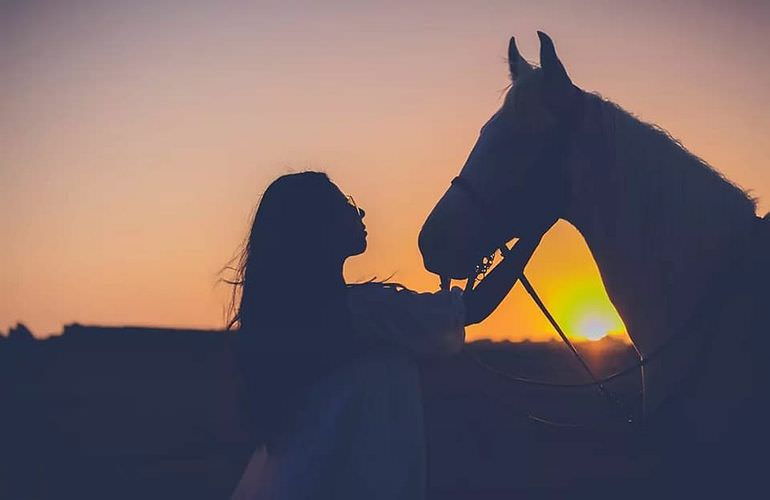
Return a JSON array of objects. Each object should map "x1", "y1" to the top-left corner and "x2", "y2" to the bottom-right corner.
[
  {"x1": 2, "y1": 324, "x2": 651, "y2": 499},
  {"x1": 4, "y1": 322, "x2": 35, "y2": 343}
]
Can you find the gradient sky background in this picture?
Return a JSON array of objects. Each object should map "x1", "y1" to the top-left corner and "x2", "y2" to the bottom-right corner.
[{"x1": 2, "y1": 0, "x2": 768, "y2": 341}]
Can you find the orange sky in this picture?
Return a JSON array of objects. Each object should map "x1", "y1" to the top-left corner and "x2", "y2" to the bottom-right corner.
[{"x1": 2, "y1": 0, "x2": 768, "y2": 341}]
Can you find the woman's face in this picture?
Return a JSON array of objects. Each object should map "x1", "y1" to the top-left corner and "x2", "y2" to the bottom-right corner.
[{"x1": 329, "y1": 186, "x2": 367, "y2": 258}]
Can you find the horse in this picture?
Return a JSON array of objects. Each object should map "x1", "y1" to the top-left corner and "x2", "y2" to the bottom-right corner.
[{"x1": 418, "y1": 32, "x2": 770, "y2": 494}]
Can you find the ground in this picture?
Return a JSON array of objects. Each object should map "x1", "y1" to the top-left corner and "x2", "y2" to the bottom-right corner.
[{"x1": 2, "y1": 325, "x2": 654, "y2": 499}]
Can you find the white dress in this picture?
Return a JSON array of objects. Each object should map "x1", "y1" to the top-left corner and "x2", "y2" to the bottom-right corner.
[{"x1": 231, "y1": 283, "x2": 465, "y2": 500}]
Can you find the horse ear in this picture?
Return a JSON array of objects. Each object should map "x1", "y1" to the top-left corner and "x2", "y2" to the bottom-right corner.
[
  {"x1": 537, "y1": 31, "x2": 571, "y2": 87},
  {"x1": 537, "y1": 31, "x2": 578, "y2": 111},
  {"x1": 508, "y1": 36, "x2": 532, "y2": 82}
]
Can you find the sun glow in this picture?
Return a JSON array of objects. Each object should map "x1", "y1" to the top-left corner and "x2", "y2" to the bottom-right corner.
[
  {"x1": 576, "y1": 314, "x2": 613, "y2": 341},
  {"x1": 5, "y1": 2, "x2": 768, "y2": 340},
  {"x1": 542, "y1": 271, "x2": 628, "y2": 343}
]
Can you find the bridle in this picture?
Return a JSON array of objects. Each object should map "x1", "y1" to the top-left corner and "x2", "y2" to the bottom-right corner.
[
  {"x1": 443, "y1": 95, "x2": 640, "y2": 426},
  {"x1": 448, "y1": 168, "x2": 638, "y2": 426},
  {"x1": 440, "y1": 95, "x2": 744, "y2": 428}
]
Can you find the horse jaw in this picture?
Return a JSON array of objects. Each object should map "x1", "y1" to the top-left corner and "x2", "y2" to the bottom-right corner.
[{"x1": 418, "y1": 187, "x2": 485, "y2": 280}]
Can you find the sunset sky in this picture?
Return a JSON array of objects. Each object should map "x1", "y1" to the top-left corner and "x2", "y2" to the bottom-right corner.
[{"x1": 2, "y1": 0, "x2": 768, "y2": 341}]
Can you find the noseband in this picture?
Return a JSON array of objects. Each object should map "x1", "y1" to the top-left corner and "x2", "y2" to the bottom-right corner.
[{"x1": 446, "y1": 176, "x2": 508, "y2": 292}]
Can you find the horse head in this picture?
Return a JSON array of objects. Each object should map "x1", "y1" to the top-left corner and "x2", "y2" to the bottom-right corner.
[{"x1": 419, "y1": 32, "x2": 583, "y2": 281}]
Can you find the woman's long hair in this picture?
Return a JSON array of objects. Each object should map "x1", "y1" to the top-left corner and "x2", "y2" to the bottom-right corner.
[
  {"x1": 225, "y1": 172, "x2": 370, "y2": 449},
  {"x1": 227, "y1": 172, "x2": 346, "y2": 329}
]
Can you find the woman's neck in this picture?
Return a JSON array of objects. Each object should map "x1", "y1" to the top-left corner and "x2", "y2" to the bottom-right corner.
[
  {"x1": 287, "y1": 256, "x2": 348, "y2": 309},
  {"x1": 311, "y1": 256, "x2": 346, "y2": 290}
]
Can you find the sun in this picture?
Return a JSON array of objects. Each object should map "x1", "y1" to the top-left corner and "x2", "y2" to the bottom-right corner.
[
  {"x1": 543, "y1": 274, "x2": 626, "y2": 342},
  {"x1": 576, "y1": 314, "x2": 613, "y2": 341}
]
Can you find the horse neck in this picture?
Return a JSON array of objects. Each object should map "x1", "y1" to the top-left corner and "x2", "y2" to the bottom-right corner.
[{"x1": 563, "y1": 95, "x2": 756, "y2": 357}]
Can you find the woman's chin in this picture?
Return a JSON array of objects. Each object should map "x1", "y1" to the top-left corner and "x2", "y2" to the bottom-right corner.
[{"x1": 352, "y1": 239, "x2": 367, "y2": 256}]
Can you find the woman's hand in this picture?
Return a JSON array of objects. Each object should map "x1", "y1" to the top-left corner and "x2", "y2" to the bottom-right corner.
[{"x1": 462, "y1": 225, "x2": 550, "y2": 326}]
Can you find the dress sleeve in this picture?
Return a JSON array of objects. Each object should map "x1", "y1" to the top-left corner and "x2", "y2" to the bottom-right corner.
[{"x1": 347, "y1": 283, "x2": 466, "y2": 357}]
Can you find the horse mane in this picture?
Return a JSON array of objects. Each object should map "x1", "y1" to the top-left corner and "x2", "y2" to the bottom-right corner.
[
  {"x1": 564, "y1": 91, "x2": 761, "y2": 365},
  {"x1": 592, "y1": 93, "x2": 757, "y2": 216}
]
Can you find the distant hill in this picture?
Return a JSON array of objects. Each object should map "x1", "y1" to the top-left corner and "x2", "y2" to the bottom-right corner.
[{"x1": 1, "y1": 324, "x2": 649, "y2": 499}]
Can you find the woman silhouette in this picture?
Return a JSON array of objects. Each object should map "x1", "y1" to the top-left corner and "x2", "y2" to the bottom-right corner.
[{"x1": 229, "y1": 172, "x2": 552, "y2": 500}]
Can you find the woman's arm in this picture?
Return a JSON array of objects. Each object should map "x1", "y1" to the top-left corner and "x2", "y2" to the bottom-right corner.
[
  {"x1": 462, "y1": 232, "x2": 546, "y2": 326},
  {"x1": 348, "y1": 283, "x2": 465, "y2": 357}
]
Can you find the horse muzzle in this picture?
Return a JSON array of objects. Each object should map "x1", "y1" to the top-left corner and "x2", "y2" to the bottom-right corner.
[{"x1": 418, "y1": 213, "x2": 486, "y2": 280}]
